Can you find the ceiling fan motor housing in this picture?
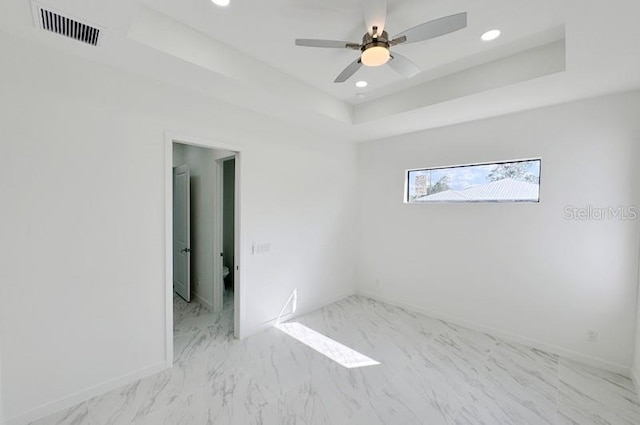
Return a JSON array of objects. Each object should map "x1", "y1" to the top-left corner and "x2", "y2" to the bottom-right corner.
[
  {"x1": 360, "y1": 28, "x2": 391, "y2": 67},
  {"x1": 361, "y1": 29, "x2": 390, "y2": 52}
]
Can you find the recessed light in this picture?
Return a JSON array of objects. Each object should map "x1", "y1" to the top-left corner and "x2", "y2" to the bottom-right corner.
[
  {"x1": 211, "y1": 0, "x2": 230, "y2": 6},
  {"x1": 355, "y1": 80, "x2": 368, "y2": 88},
  {"x1": 481, "y1": 29, "x2": 501, "y2": 41}
]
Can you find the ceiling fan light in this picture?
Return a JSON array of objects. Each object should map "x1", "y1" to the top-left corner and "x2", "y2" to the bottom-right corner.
[{"x1": 361, "y1": 46, "x2": 390, "y2": 67}]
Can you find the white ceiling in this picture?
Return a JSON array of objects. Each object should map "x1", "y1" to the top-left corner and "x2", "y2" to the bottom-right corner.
[
  {"x1": 142, "y1": 0, "x2": 566, "y2": 103},
  {"x1": 1, "y1": 0, "x2": 639, "y2": 143}
]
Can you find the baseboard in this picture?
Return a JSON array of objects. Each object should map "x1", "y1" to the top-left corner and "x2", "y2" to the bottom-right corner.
[
  {"x1": 7, "y1": 361, "x2": 170, "y2": 425},
  {"x1": 247, "y1": 289, "x2": 358, "y2": 337},
  {"x1": 193, "y1": 291, "x2": 213, "y2": 311},
  {"x1": 356, "y1": 289, "x2": 630, "y2": 375}
]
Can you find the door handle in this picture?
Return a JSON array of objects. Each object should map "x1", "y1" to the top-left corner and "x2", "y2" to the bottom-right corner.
[{"x1": 181, "y1": 248, "x2": 192, "y2": 253}]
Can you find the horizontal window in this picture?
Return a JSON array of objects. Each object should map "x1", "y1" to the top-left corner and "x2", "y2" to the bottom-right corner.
[{"x1": 406, "y1": 159, "x2": 541, "y2": 203}]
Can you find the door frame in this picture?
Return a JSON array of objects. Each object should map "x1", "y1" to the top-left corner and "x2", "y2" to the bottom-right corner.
[{"x1": 164, "y1": 131, "x2": 243, "y2": 366}]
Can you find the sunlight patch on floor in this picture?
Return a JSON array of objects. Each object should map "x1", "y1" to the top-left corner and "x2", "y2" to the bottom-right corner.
[{"x1": 275, "y1": 322, "x2": 380, "y2": 368}]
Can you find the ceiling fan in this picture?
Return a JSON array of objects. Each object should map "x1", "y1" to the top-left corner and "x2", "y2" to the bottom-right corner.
[{"x1": 294, "y1": 0, "x2": 467, "y2": 83}]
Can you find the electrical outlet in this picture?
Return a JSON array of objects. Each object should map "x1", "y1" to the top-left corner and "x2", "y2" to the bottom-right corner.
[
  {"x1": 586, "y1": 329, "x2": 598, "y2": 342},
  {"x1": 195, "y1": 278, "x2": 199, "y2": 288},
  {"x1": 252, "y1": 242, "x2": 271, "y2": 255}
]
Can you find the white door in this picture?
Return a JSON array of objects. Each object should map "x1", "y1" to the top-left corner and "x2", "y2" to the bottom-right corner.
[{"x1": 173, "y1": 164, "x2": 191, "y2": 302}]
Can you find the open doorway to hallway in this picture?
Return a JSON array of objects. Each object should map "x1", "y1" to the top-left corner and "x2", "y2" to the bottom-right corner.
[
  {"x1": 222, "y1": 157, "x2": 236, "y2": 303},
  {"x1": 169, "y1": 138, "x2": 240, "y2": 361}
]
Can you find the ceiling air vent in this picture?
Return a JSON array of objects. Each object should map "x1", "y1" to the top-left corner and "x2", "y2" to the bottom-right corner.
[{"x1": 31, "y1": 3, "x2": 102, "y2": 46}]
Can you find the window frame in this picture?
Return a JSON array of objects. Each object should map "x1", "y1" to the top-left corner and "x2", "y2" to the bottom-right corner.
[{"x1": 404, "y1": 158, "x2": 542, "y2": 204}]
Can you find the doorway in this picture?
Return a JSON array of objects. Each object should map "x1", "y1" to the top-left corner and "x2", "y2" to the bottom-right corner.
[
  {"x1": 165, "y1": 133, "x2": 242, "y2": 365},
  {"x1": 221, "y1": 157, "x2": 235, "y2": 304}
]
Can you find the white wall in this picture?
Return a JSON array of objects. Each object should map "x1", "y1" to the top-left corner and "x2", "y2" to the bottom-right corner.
[
  {"x1": 0, "y1": 34, "x2": 357, "y2": 423},
  {"x1": 634, "y1": 275, "x2": 640, "y2": 388},
  {"x1": 0, "y1": 329, "x2": 4, "y2": 425},
  {"x1": 634, "y1": 182, "x2": 640, "y2": 390},
  {"x1": 357, "y1": 91, "x2": 640, "y2": 373},
  {"x1": 1, "y1": 255, "x2": 5, "y2": 424}
]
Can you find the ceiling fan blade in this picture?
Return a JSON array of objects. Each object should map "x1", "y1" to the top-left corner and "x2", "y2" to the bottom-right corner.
[
  {"x1": 389, "y1": 36, "x2": 407, "y2": 47},
  {"x1": 362, "y1": 0, "x2": 387, "y2": 35},
  {"x1": 393, "y1": 12, "x2": 467, "y2": 44},
  {"x1": 388, "y1": 52, "x2": 420, "y2": 78},
  {"x1": 295, "y1": 39, "x2": 360, "y2": 49},
  {"x1": 334, "y1": 58, "x2": 363, "y2": 83}
]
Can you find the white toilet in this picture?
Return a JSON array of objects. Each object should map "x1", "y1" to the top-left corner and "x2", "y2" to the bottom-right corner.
[{"x1": 222, "y1": 265, "x2": 230, "y2": 279}]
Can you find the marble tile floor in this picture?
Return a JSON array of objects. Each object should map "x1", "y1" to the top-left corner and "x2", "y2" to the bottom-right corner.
[{"x1": 31, "y1": 294, "x2": 640, "y2": 425}]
